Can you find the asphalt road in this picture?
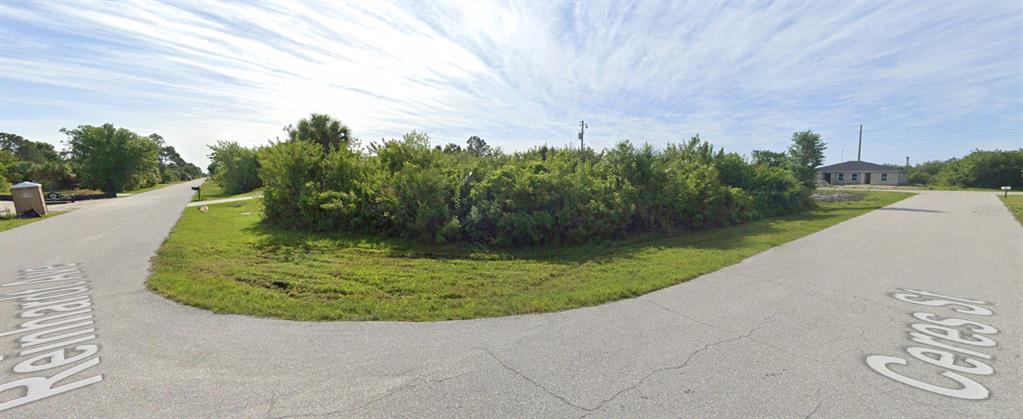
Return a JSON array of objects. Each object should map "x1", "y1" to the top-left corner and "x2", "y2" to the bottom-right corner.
[{"x1": 2, "y1": 180, "x2": 1021, "y2": 418}]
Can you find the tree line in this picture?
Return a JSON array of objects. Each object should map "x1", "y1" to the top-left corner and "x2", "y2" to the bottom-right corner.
[
  {"x1": 0, "y1": 125, "x2": 202, "y2": 194},
  {"x1": 906, "y1": 149, "x2": 1023, "y2": 189},
  {"x1": 209, "y1": 114, "x2": 826, "y2": 246}
]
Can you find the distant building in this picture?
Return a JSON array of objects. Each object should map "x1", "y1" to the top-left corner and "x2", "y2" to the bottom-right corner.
[{"x1": 816, "y1": 161, "x2": 907, "y2": 185}]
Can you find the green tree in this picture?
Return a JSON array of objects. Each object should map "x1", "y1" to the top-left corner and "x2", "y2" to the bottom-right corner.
[
  {"x1": 258, "y1": 140, "x2": 322, "y2": 225},
  {"x1": 0, "y1": 149, "x2": 14, "y2": 192},
  {"x1": 466, "y1": 136, "x2": 491, "y2": 157},
  {"x1": 935, "y1": 149, "x2": 1023, "y2": 188},
  {"x1": 0, "y1": 132, "x2": 62, "y2": 163},
  {"x1": 63, "y1": 124, "x2": 159, "y2": 193},
  {"x1": 208, "y1": 141, "x2": 262, "y2": 194},
  {"x1": 1, "y1": 132, "x2": 77, "y2": 190},
  {"x1": 786, "y1": 130, "x2": 826, "y2": 187},
  {"x1": 907, "y1": 160, "x2": 948, "y2": 185},
  {"x1": 287, "y1": 113, "x2": 352, "y2": 152},
  {"x1": 750, "y1": 150, "x2": 788, "y2": 167}
]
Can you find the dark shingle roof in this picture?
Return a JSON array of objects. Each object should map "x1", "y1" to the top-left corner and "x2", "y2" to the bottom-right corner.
[{"x1": 816, "y1": 160, "x2": 904, "y2": 172}]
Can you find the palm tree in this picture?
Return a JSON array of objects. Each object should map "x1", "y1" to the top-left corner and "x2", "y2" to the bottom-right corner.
[{"x1": 288, "y1": 113, "x2": 351, "y2": 152}]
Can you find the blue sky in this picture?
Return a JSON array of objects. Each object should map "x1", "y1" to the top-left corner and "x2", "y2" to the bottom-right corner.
[{"x1": 1, "y1": 1, "x2": 1021, "y2": 168}]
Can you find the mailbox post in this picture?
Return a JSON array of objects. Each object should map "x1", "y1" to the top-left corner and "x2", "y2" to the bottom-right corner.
[
  {"x1": 1002, "y1": 186, "x2": 1011, "y2": 198},
  {"x1": 192, "y1": 186, "x2": 201, "y2": 201}
]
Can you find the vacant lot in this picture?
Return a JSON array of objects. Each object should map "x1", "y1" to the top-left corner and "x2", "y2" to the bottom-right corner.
[{"x1": 148, "y1": 191, "x2": 912, "y2": 321}]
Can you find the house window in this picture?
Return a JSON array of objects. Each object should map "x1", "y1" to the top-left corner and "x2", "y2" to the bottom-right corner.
[
  {"x1": 852, "y1": 173, "x2": 859, "y2": 181},
  {"x1": 881, "y1": 173, "x2": 888, "y2": 181},
  {"x1": 838, "y1": 173, "x2": 845, "y2": 181}
]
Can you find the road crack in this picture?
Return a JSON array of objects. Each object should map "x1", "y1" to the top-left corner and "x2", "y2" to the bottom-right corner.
[
  {"x1": 264, "y1": 382, "x2": 282, "y2": 418},
  {"x1": 479, "y1": 346, "x2": 592, "y2": 412},
  {"x1": 582, "y1": 334, "x2": 745, "y2": 417},
  {"x1": 804, "y1": 386, "x2": 824, "y2": 419}
]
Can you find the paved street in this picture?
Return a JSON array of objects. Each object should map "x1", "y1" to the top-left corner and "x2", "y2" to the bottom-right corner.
[{"x1": 2, "y1": 180, "x2": 1021, "y2": 418}]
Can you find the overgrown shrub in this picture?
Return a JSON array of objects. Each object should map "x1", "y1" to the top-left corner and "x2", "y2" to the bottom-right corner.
[
  {"x1": 907, "y1": 150, "x2": 1023, "y2": 189},
  {"x1": 257, "y1": 129, "x2": 816, "y2": 247},
  {"x1": 5, "y1": 160, "x2": 76, "y2": 190},
  {"x1": 258, "y1": 140, "x2": 322, "y2": 227},
  {"x1": 208, "y1": 141, "x2": 262, "y2": 194},
  {"x1": 934, "y1": 149, "x2": 1023, "y2": 189}
]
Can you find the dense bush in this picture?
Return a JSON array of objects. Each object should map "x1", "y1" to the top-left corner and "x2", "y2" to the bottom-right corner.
[
  {"x1": 907, "y1": 160, "x2": 947, "y2": 185},
  {"x1": 934, "y1": 149, "x2": 1023, "y2": 189},
  {"x1": 208, "y1": 141, "x2": 262, "y2": 194},
  {"x1": 259, "y1": 125, "x2": 814, "y2": 246},
  {"x1": 907, "y1": 149, "x2": 1023, "y2": 189},
  {"x1": 6, "y1": 160, "x2": 76, "y2": 190}
]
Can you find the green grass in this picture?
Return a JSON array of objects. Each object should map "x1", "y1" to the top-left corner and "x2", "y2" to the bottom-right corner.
[
  {"x1": 148, "y1": 191, "x2": 913, "y2": 321},
  {"x1": 0, "y1": 211, "x2": 65, "y2": 233},
  {"x1": 191, "y1": 180, "x2": 261, "y2": 202},
  {"x1": 1000, "y1": 194, "x2": 1023, "y2": 225}
]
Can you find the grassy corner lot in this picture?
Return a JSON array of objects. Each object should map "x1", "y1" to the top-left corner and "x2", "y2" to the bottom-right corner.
[
  {"x1": 1000, "y1": 194, "x2": 1023, "y2": 225},
  {"x1": 148, "y1": 191, "x2": 913, "y2": 321}
]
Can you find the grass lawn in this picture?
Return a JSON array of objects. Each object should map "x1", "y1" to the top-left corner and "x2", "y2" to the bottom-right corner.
[
  {"x1": 148, "y1": 191, "x2": 913, "y2": 321},
  {"x1": 191, "y1": 180, "x2": 261, "y2": 202},
  {"x1": 0, "y1": 211, "x2": 65, "y2": 233},
  {"x1": 1000, "y1": 194, "x2": 1023, "y2": 225}
]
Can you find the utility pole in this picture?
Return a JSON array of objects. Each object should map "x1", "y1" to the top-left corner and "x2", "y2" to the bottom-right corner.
[
  {"x1": 578, "y1": 120, "x2": 588, "y2": 149},
  {"x1": 906, "y1": 156, "x2": 910, "y2": 168},
  {"x1": 857, "y1": 124, "x2": 863, "y2": 162}
]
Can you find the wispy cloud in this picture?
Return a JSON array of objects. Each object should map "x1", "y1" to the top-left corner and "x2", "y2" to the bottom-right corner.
[{"x1": 1, "y1": 0, "x2": 1020, "y2": 166}]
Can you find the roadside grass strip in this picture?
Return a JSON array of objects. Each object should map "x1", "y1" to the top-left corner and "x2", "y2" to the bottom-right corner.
[
  {"x1": 148, "y1": 191, "x2": 912, "y2": 321},
  {"x1": 0, "y1": 212, "x2": 66, "y2": 234},
  {"x1": 998, "y1": 194, "x2": 1023, "y2": 225},
  {"x1": 190, "y1": 181, "x2": 262, "y2": 202}
]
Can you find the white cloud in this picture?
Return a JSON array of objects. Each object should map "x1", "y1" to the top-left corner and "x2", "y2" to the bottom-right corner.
[{"x1": 0, "y1": 0, "x2": 1020, "y2": 167}]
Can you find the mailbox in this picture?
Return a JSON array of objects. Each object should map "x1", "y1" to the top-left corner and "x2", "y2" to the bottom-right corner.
[
  {"x1": 11, "y1": 181, "x2": 48, "y2": 217},
  {"x1": 1001, "y1": 186, "x2": 1012, "y2": 191}
]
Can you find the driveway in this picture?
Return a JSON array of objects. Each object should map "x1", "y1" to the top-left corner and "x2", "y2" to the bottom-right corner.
[{"x1": 2, "y1": 181, "x2": 1020, "y2": 417}]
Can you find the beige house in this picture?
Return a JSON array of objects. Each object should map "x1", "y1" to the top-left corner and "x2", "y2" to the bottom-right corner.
[{"x1": 816, "y1": 161, "x2": 907, "y2": 186}]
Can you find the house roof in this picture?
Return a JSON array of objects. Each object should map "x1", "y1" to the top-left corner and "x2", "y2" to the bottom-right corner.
[{"x1": 816, "y1": 160, "x2": 904, "y2": 172}]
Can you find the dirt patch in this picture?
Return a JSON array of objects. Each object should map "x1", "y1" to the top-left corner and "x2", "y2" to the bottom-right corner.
[{"x1": 812, "y1": 191, "x2": 864, "y2": 202}]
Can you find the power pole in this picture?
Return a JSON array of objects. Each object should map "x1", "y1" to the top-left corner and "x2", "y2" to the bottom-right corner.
[
  {"x1": 857, "y1": 124, "x2": 863, "y2": 162},
  {"x1": 578, "y1": 120, "x2": 587, "y2": 149},
  {"x1": 906, "y1": 156, "x2": 910, "y2": 168}
]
